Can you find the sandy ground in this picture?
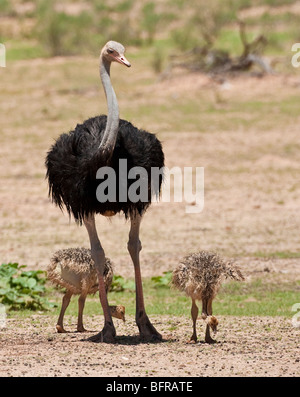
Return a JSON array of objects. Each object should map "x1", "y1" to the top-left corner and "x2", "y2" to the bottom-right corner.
[
  {"x1": 0, "y1": 55, "x2": 300, "y2": 377},
  {"x1": 1, "y1": 314, "x2": 299, "y2": 377}
]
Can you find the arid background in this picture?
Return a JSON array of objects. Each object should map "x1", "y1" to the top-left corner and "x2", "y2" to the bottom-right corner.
[{"x1": 0, "y1": 0, "x2": 300, "y2": 377}]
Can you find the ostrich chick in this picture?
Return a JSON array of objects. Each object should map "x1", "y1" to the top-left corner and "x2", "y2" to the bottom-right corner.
[
  {"x1": 172, "y1": 251, "x2": 244, "y2": 344},
  {"x1": 47, "y1": 247, "x2": 125, "y2": 333}
]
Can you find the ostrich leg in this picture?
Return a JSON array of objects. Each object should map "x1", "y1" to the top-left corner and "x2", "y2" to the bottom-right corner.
[
  {"x1": 189, "y1": 298, "x2": 198, "y2": 343},
  {"x1": 128, "y1": 213, "x2": 162, "y2": 341},
  {"x1": 202, "y1": 297, "x2": 216, "y2": 344},
  {"x1": 84, "y1": 215, "x2": 116, "y2": 342},
  {"x1": 56, "y1": 290, "x2": 72, "y2": 333}
]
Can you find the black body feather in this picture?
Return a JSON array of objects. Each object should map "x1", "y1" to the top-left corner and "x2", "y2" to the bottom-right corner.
[{"x1": 45, "y1": 115, "x2": 164, "y2": 223}]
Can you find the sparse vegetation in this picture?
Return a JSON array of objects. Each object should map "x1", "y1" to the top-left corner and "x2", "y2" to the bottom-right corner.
[
  {"x1": 36, "y1": 1, "x2": 93, "y2": 56},
  {"x1": 118, "y1": 276, "x2": 299, "y2": 317},
  {"x1": 45, "y1": 275, "x2": 300, "y2": 318},
  {"x1": 254, "y1": 251, "x2": 300, "y2": 259},
  {"x1": 3, "y1": 270, "x2": 296, "y2": 318},
  {"x1": 0, "y1": 263, "x2": 56, "y2": 311},
  {"x1": 1, "y1": 0, "x2": 299, "y2": 74},
  {"x1": 151, "y1": 271, "x2": 173, "y2": 288},
  {"x1": 109, "y1": 274, "x2": 135, "y2": 292}
]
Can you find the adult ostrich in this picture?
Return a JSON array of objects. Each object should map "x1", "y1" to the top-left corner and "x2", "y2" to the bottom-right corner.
[{"x1": 45, "y1": 41, "x2": 164, "y2": 343}]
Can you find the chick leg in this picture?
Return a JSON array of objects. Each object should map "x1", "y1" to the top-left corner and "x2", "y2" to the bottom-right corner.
[
  {"x1": 204, "y1": 297, "x2": 216, "y2": 344},
  {"x1": 77, "y1": 292, "x2": 88, "y2": 332},
  {"x1": 205, "y1": 324, "x2": 215, "y2": 344},
  {"x1": 189, "y1": 298, "x2": 198, "y2": 343},
  {"x1": 56, "y1": 290, "x2": 72, "y2": 333}
]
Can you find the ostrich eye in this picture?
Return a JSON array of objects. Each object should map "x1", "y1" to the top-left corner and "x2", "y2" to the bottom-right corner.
[{"x1": 107, "y1": 48, "x2": 114, "y2": 54}]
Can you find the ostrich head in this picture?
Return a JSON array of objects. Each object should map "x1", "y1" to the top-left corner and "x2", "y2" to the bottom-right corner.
[
  {"x1": 206, "y1": 315, "x2": 218, "y2": 333},
  {"x1": 101, "y1": 41, "x2": 131, "y2": 67},
  {"x1": 110, "y1": 305, "x2": 126, "y2": 322}
]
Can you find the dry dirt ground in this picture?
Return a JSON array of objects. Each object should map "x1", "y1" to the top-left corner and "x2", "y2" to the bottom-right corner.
[
  {"x1": 0, "y1": 56, "x2": 300, "y2": 377},
  {"x1": 0, "y1": 314, "x2": 299, "y2": 377}
]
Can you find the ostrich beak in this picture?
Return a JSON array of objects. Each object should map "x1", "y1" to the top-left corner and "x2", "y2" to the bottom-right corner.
[
  {"x1": 207, "y1": 315, "x2": 218, "y2": 333},
  {"x1": 115, "y1": 54, "x2": 131, "y2": 67}
]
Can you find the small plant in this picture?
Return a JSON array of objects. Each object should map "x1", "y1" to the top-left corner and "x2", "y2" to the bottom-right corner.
[
  {"x1": 36, "y1": 0, "x2": 93, "y2": 57},
  {"x1": 109, "y1": 275, "x2": 135, "y2": 292},
  {"x1": 151, "y1": 271, "x2": 173, "y2": 288},
  {"x1": 151, "y1": 46, "x2": 165, "y2": 74},
  {"x1": 0, "y1": 262, "x2": 56, "y2": 311},
  {"x1": 0, "y1": 0, "x2": 13, "y2": 17},
  {"x1": 140, "y1": 2, "x2": 161, "y2": 44}
]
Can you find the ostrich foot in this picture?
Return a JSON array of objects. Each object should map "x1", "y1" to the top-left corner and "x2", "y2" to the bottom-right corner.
[
  {"x1": 137, "y1": 315, "x2": 162, "y2": 342},
  {"x1": 205, "y1": 335, "x2": 217, "y2": 344},
  {"x1": 204, "y1": 323, "x2": 217, "y2": 344},
  {"x1": 76, "y1": 326, "x2": 88, "y2": 333},
  {"x1": 188, "y1": 335, "x2": 197, "y2": 344},
  {"x1": 56, "y1": 324, "x2": 67, "y2": 333},
  {"x1": 88, "y1": 323, "x2": 116, "y2": 343}
]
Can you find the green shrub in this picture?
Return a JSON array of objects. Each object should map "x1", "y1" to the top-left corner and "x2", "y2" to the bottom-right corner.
[
  {"x1": 109, "y1": 275, "x2": 135, "y2": 292},
  {"x1": 151, "y1": 271, "x2": 173, "y2": 288},
  {"x1": 141, "y1": 2, "x2": 161, "y2": 44},
  {"x1": 36, "y1": 1, "x2": 93, "y2": 56},
  {"x1": 0, "y1": 262, "x2": 56, "y2": 311}
]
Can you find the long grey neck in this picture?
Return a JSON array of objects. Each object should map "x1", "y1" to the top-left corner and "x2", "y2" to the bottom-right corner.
[{"x1": 99, "y1": 56, "x2": 119, "y2": 158}]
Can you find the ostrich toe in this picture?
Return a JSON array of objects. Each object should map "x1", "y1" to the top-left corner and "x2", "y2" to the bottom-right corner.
[
  {"x1": 76, "y1": 325, "x2": 88, "y2": 333},
  {"x1": 204, "y1": 324, "x2": 217, "y2": 344},
  {"x1": 56, "y1": 324, "x2": 68, "y2": 333},
  {"x1": 88, "y1": 323, "x2": 116, "y2": 343},
  {"x1": 137, "y1": 315, "x2": 162, "y2": 342}
]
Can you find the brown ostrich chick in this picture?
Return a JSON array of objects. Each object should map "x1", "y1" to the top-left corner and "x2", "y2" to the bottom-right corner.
[
  {"x1": 47, "y1": 247, "x2": 125, "y2": 333},
  {"x1": 172, "y1": 251, "x2": 244, "y2": 344}
]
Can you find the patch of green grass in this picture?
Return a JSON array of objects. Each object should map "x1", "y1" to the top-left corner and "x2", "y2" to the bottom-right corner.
[
  {"x1": 254, "y1": 251, "x2": 300, "y2": 259},
  {"x1": 215, "y1": 29, "x2": 245, "y2": 56},
  {"x1": 215, "y1": 279, "x2": 300, "y2": 316},
  {"x1": 262, "y1": 0, "x2": 299, "y2": 5},
  {"x1": 0, "y1": 0, "x2": 14, "y2": 17},
  {"x1": 122, "y1": 90, "x2": 300, "y2": 134},
  {"x1": 24, "y1": 275, "x2": 300, "y2": 321},
  {"x1": 6, "y1": 41, "x2": 46, "y2": 61}
]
